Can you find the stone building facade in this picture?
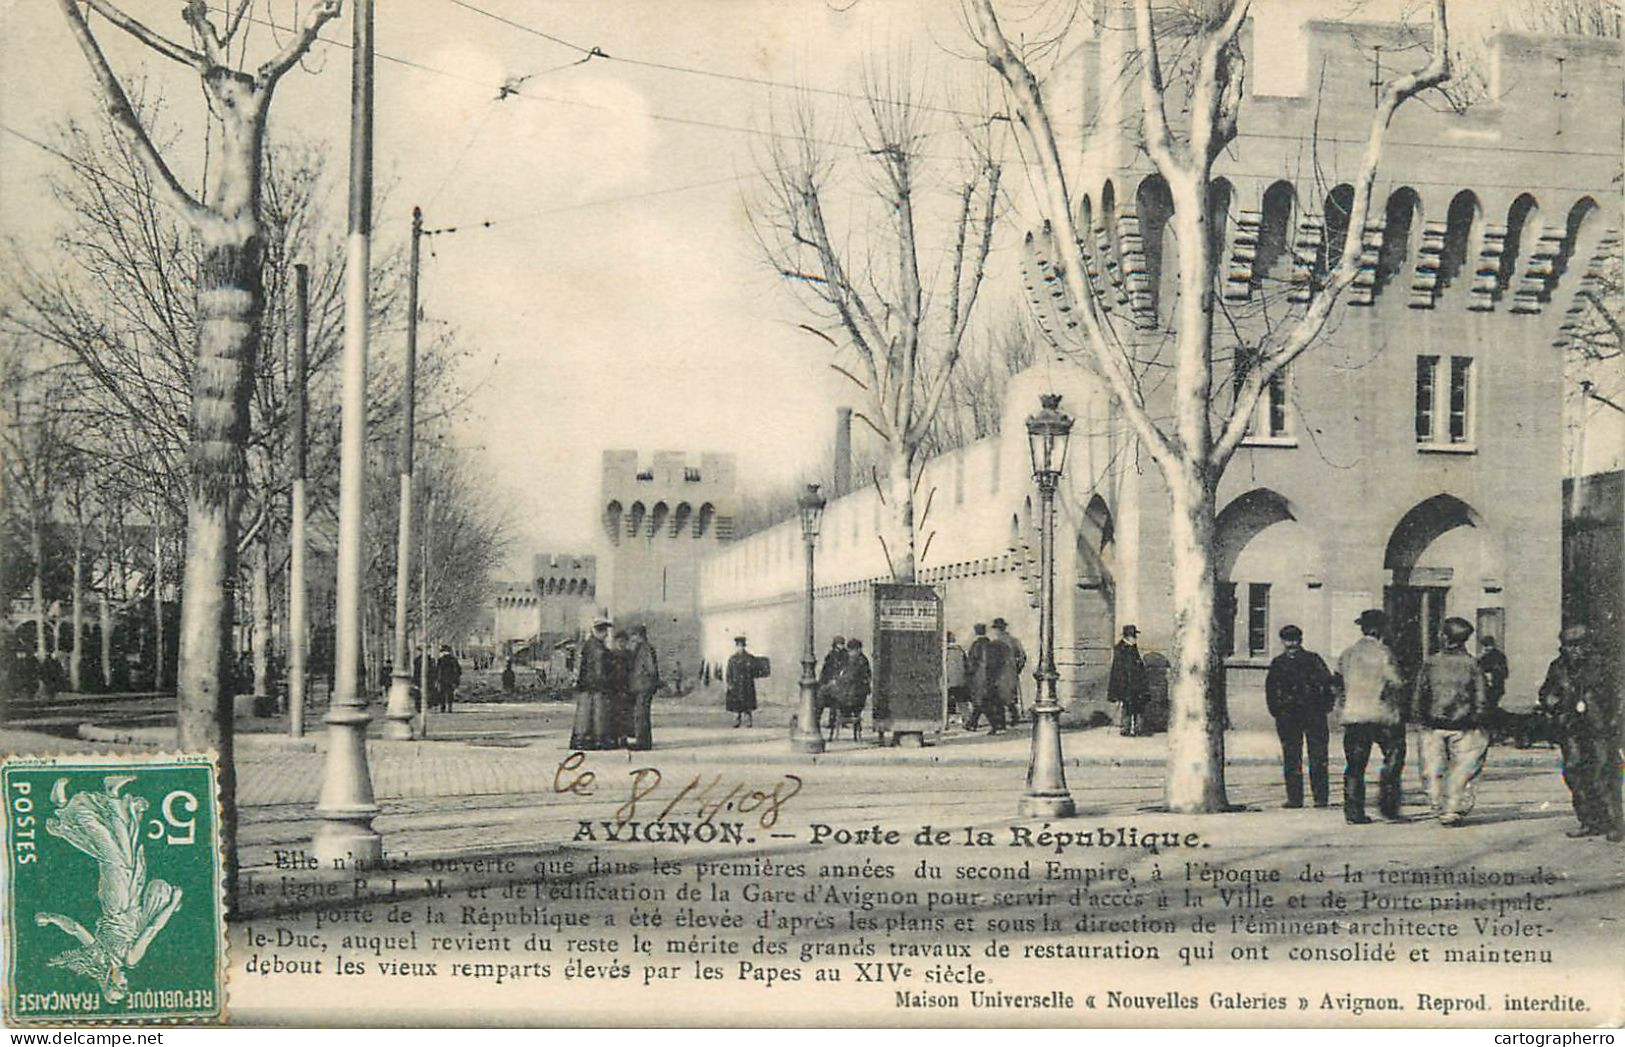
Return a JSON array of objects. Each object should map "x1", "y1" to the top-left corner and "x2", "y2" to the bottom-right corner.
[{"x1": 694, "y1": 15, "x2": 1621, "y2": 729}]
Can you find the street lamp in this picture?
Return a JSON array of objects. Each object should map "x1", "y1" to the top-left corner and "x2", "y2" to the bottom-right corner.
[
  {"x1": 1019, "y1": 393, "x2": 1076, "y2": 818},
  {"x1": 790, "y1": 483, "x2": 828, "y2": 753}
]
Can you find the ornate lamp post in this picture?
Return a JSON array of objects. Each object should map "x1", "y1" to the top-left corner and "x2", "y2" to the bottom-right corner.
[
  {"x1": 1019, "y1": 393, "x2": 1076, "y2": 818},
  {"x1": 790, "y1": 483, "x2": 828, "y2": 753}
]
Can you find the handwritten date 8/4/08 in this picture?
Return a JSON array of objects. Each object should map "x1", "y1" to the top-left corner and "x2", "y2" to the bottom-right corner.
[{"x1": 553, "y1": 752, "x2": 802, "y2": 830}]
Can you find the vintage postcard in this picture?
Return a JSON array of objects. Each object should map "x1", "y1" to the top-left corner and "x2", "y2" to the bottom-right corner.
[{"x1": 0, "y1": 0, "x2": 1621, "y2": 1032}]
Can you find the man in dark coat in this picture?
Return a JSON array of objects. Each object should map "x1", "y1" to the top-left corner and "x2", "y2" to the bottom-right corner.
[
  {"x1": 726, "y1": 636, "x2": 759, "y2": 728},
  {"x1": 1478, "y1": 636, "x2": 1509, "y2": 714},
  {"x1": 627, "y1": 625, "x2": 660, "y2": 751},
  {"x1": 831, "y1": 637, "x2": 872, "y2": 735},
  {"x1": 817, "y1": 635, "x2": 847, "y2": 733},
  {"x1": 973, "y1": 625, "x2": 1008, "y2": 735},
  {"x1": 571, "y1": 619, "x2": 613, "y2": 749},
  {"x1": 964, "y1": 624, "x2": 991, "y2": 730},
  {"x1": 944, "y1": 631, "x2": 969, "y2": 723},
  {"x1": 1264, "y1": 624, "x2": 1335, "y2": 808},
  {"x1": 1538, "y1": 625, "x2": 1623, "y2": 842},
  {"x1": 1108, "y1": 625, "x2": 1149, "y2": 736},
  {"x1": 434, "y1": 645, "x2": 462, "y2": 713},
  {"x1": 990, "y1": 618, "x2": 1026, "y2": 726}
]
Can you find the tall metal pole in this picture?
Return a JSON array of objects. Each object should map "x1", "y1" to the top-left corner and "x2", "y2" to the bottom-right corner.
[
  {"x1": 417, "y1": 485, "x2": 432, "y2": 740},
  {"x1": 1020, "y1": 397, "x2": 1075, "y2": 818},
  {"x1": 289, "y1": 263, "x2": 309, "y2": 739},
  {"x1": 314, "y1": 0, "x2": 382, "y2": 865},
  {"x1": 384, "y1": 207, "x2": 423, "y2": 739}
]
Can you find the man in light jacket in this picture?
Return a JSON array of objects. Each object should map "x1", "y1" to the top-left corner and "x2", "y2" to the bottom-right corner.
[
  {"x1": 1414, "y1": 617, "x2": 1490, "y2": 827},
  {"x1": 1335, "y1": 610, "x2": 1408, "y2": 825}
]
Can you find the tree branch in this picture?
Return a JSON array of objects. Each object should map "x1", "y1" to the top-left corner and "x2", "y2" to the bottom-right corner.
[
  {"x1": 1133, "y1": 0, "x2": 1187, "y2": 177},
  {"x1": 976, "y1": 0, "x2": 1175, "y2": 464},
  {"x1": 81, "y1": 0, "x2": 205, "y2": 68},
  {"x1": 56, "y1": 0, "x2": 210, "y2": 224},
  {"x1": 257, "y1": 0, "x2": 343, "y2": 87},
  {"x1": 1216, "y1": 0, "x2": 1451, "y2": 467}
]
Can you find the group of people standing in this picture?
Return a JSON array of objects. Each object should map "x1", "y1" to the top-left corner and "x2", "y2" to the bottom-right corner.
[
  {"x1": 814, "y1": 635, "x2": 872, "y2": 737},
  {"x1": 1263, "y1": 609, "x2": 1621, "y2": 841},
  {"x1": 412, "y1": 644, "x2": 463, "y2": 713},
  {"x1": 943, "y1": 618, "x2": 1027, "y2": 735},
  {"x1": 569, "y1": 618, "x2": 661, "y2": 750}
]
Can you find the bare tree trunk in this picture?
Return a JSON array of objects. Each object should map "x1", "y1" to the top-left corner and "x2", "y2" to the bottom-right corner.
[
  {"x1": 177, "y1": 218, "x2": 261, "y2": 925},
  {"x1": 152, "y1": 507, "x2": 164, "y2": 691},
  {"x1": 99, "y1": 580, "x2": 114, "y2": 691},
  {"x1": 1164, "y1": 471, "x2": 1227, "y2": 812},
  {"x1": 70, "y1": 526, "x2": 85, "y2": 692},
  {"x1": 252, "y1": 535, "x2": 271, "y2": 699},
  {"x1": 31, "y1": 514, "x2": 48, "y2": 665},
  {"x1": 887, "y1": 444, "x2": 918, "y2": 583}
]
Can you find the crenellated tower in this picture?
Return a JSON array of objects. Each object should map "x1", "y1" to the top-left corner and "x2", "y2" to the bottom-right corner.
[{"x1": 598, "y1": 450, "x2": 737, "y2": 675}]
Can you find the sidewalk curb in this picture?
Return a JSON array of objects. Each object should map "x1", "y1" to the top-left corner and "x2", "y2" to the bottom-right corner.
[{"x1": 64, "y1": 719, "x2": 1564, "y2": 771}]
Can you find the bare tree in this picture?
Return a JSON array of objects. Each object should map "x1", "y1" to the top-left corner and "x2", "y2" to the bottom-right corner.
[
  {"x1": 974, "y1": 0, "x2": 1451, "y2": 811},
  {"x1": 0, "y1": 354, "x2": 77, "y2": 693},
  {"x1": 752, "y1": 65, "x2": 1003, "y2": 582},
  {"x1": 51, "y1": 0, "x2": 341, "y2": 910}
]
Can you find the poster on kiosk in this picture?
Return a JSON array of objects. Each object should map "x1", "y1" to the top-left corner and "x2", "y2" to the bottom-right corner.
[{"x1": 871, "y1": 582, "x2": 944, "y2": 743}]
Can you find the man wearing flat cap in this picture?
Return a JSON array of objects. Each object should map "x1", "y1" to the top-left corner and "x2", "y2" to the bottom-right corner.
[
  {"x1": 1265, "y1": 624, "x2": 1335, "y2": 808},
  {"x1": 1538, "y1": 624, "x2": 1623, "y2": 842},
  {"x1": 1413, "y1": 616, "x2": 1490, "y2": 827},
  {"x1": 1335, "y1": 610, "x2": 1407, "y2": 824}
]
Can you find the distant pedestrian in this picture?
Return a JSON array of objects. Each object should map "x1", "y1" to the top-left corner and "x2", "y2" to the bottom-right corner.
[
  {"x1": 1335, "y1": 609, "x2": 1408, "y2": 824},
  {"x1": 570, "y1": 619, "x2": 613, "y2": 750},
  {"x1": 1414, "y1": 617, "x2": 1490, "y2": 827},
  {"x1": 944, "y1": 631, "x2": 969, "y2": 722},
  {"x1": 969, "y1": 623, "x2": 1008, "y2": 734},
  {"x1": 1108, "y1": 625, "x2": 1149, "y2": 737},
  {"x1": 1478, "y1": 636, "x2": 1509, "y2": 715},
  {"x1": 627, "y1": 625, "x2": 660, "y2": 750},
  {"x1": 726, "y1": 636, "x2": 760, "y2": 728},
  {"x1": 607, "y1": 631, "x2": 632, "y2": 748},
  {"x1": 1265, "y1": 624, "x2": 1334, "y2": 809},
  {"x1": 434, "y1": 645, "x2": 462, "y2": 713},
  {"x1": 1538, "y1": 625, "x2": 1623, "y2": 842},
  {"x1": 817, "y1": 636, "x2": 847, "y2": 733},
  {"x1": 501, "y1": 658, "x2": 516, "y2": 693},
  {"x1": 829, "y1": 637, "x2": 872, "y2": 738},
  {"x1": 990, "y1": 618, "x2": 1026, "y2": 725}
]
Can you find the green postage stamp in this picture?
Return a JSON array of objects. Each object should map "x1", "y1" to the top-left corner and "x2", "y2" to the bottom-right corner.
[{"x1": 2, "y1": 753, "x2": 226, "y2": 1025}]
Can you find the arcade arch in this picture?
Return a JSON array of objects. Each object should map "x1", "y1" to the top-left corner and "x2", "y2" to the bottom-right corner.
[{"x1": 1382, "y1": 494, "x2": 1498, "y2": 678}]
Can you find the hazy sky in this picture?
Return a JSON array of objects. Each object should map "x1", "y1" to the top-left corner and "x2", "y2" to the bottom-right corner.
[{"x1": 0, "y1": 0, "x2": 1513, "y2": 572}]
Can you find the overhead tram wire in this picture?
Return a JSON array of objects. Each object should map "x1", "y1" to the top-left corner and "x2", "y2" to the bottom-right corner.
[
  {"x1": 226, "y1": 10, "x2": 947, "y2": 157},
  {"x1": 419, "y1": 170, "x2": 761, "y2": 240},
  {"x1": 438, "y1": 0, "x2": 992, "y2": 120}
]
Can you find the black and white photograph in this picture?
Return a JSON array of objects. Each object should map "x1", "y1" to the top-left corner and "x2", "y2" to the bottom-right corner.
[{"x1": 0, "y1": 0, "x2": 1620, "y2": 1031}]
